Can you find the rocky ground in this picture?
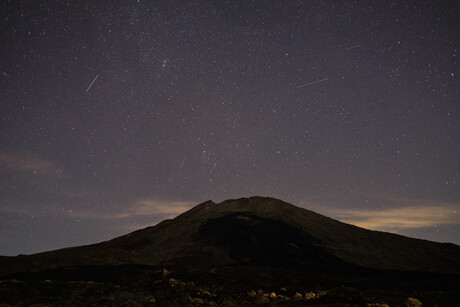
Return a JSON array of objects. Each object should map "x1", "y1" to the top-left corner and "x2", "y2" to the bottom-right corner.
[{"x1": 0, "y1": 268, "x2": 454, "y2": 306}]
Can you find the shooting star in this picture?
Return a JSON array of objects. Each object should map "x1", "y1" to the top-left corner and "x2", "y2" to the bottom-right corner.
[
  {"x1": 346, "y1": 44, "x2": 361, "y2": 50},
  {"x1": 297, "y1": 78, "x2": 331, "y2": 88},
  {"x1": 180, "y1": 157, "x2": 187, "y2": 169},
  {"x1": 86, "y1": 74, "x2": 99, "y2": 93}
]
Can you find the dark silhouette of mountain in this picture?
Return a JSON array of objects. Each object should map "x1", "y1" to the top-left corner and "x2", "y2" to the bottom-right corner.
[
  {"x1": 1, "y1": 197, "x2": 458, "y2": 275},
  {"x1": 1, "y1": 196, "x2": 459, "y2": 306}
]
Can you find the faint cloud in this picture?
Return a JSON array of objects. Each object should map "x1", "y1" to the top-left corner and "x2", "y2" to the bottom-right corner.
[
  {"x1": 131, "y1": 198, "x2": 195, "y2": 216},
  {"x1": 117, "y1": 199, "x2": 197, "y2": 231},
  {"x1": 330, "y1": 202, "x2": 460, "y2": 231},
  {"x1": 60, "y1": 198, "x2": 196, "y2": 220},
  {"x1": 0, "y1": 201, "x2": 37, "y2": 220},
  {"x1": 0, "y1": 152, "x2": 63, "y2": 178},
  {"x1": 0, "y1": 197, "x2": 196, "y2": 224}
]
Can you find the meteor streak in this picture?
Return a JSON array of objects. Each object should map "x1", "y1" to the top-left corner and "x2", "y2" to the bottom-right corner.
[
  {"x1": 346, "y1": 44, "x2": 361, "y2": 50},
  {"x1": 86, "y1": 74, "x2": 99, "y2": 93},
  {"x1": 297, "y1": 78, "x2": 330, "y2": 88},
  {"x1": 180, "y1": 157, "x2": 187, "y2": 169}
]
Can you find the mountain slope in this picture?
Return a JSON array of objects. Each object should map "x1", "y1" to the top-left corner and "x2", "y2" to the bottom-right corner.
[{"x1": 1, "y1": 196, "x2": 459, "y2": 277}]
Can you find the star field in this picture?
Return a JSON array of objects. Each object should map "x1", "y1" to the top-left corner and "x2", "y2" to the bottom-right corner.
[{"x1": 0, "y1": 1, "x2": 458, "y2": 255}]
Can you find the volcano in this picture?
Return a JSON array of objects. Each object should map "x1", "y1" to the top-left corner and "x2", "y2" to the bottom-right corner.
[{"x1": 1, "y1": 197, "x2": 459, "y2": 306}]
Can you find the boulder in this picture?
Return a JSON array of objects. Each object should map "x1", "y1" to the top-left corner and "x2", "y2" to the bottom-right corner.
[
  {"x1": 305, "y1": 292, "x2": 316, "y2": 299},
  {"x1": 294, "y1": 292, "x2": 303, "y2": 300},
  {"x1": 191, "y1": 297, "x2": 204, "y2": 304},
  {"x1": 403, "y1": 297, "x2": 423, "y2": 307},
  {"x1": 256, "y1": 296, "x2": 269, "y2": 304}
]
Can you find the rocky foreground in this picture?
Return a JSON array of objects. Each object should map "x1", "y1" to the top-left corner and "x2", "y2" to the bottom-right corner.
[
  {"x1": 0, "y1": 269, "x2": 458, "y2": 307},
  {"x1": 0, "y1": 268, "x2": 446, "y2": 306}
]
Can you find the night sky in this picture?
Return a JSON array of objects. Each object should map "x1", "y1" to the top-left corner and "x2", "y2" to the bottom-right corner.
[{"x1": 1, "y1": 1, "x2": 459, "y2": 256}]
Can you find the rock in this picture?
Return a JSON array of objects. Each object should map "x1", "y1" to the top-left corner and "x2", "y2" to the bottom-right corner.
[
  {"x1": 256, "y1": 296, "x2": 270, "y2": 304},
  {"x1": 317, "y1": 290, "x2": 327, "y2": 297},
  {"x1": 305, "y1": 292, "x2": 316, "y2": 299},
  {"x1": 191, "y1": 297, "x2": 204, "y2": 304},
  {"x1": 269, "y1": 292, "x2": 277, "y2": 299},
  {"x1": 153, "y1": 280, "x2": 162, "y2": 286},
  {"x1": 247, "y1": 290, "x2": 257, "y2": 298},
  {"x1": 367, "y1": 304, "x2": 389, "y2": 307},
  {"x1": 122, "y1": 300, "x2": 142, "y2": 307},
  {"x1": 183, "y1": 294, "x2": 193, "y2": 303},
  {"x1": 118, "y1": 291, "x2": 135, "y2": 302},
  {"x1": 403, "y1": 297, "x2": 423, "y2": 307},
  {"x1": 221, "y1": 296, "x2": 237, "y2": 306},
  {"x1": 322, "y1": 286, "x2": 366, "y2": 305},
  {"x1": 200, "y1": 290, "x2": 212, "y2": 297},
  {"x1": 294, "y1": 292, "x2": 303, "y2": 300}
]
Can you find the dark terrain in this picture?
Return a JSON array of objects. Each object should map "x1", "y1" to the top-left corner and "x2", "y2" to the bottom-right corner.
[{"x1": 1, "y1": 196, "x2": 459, "y2": 306}]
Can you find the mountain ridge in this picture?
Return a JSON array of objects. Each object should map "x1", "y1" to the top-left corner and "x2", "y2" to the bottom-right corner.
[
  {"x1": 1, "y1": 196, "x2": 460, "y2": 306},
  {"x1": 1, "y1": 196, "x2": 459, "y2": 278}
]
